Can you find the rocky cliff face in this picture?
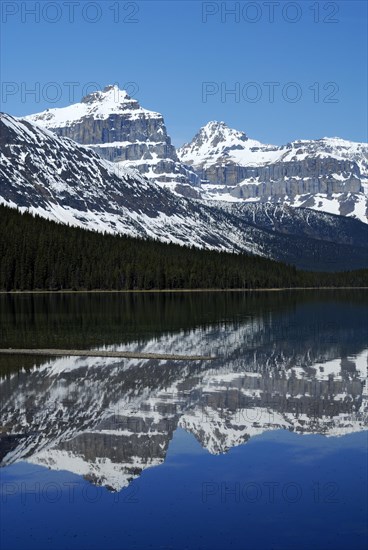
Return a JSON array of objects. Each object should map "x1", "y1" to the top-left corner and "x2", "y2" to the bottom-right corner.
[
  {"x1": 178, "y1": 122, "x2": 368, "y2": 222},
  {"x1": 0, "y1": 113, "x2": 258, "y2": 252},
  {"x1": 202, "y1": 157, "x2": 361, "y2": 195},
  {"x1": 25, "y1": 85, "x2": 199, "y2": 189},
  {"x1": 178, "y1": 121, "x2": 368, "y2": 190},
  {"x1": 2, "y1": 113, "x2": 368, "y2": 270},
  {"x1": 25, "y1": 89, "x2": 368, "y2": 221}
]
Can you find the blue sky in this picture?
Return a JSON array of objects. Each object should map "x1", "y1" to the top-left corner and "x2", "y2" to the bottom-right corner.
[{"x1": 1, "y1": 1, "x2": 367, "y2": 146}]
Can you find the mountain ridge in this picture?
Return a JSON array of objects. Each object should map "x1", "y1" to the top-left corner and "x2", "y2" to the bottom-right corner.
[
  {"x1": 25, "y1": 84, "x2": 199, "y2": 191},
  {"x1": 24, "y1": 86, "x2": 368, "y2": 223},
  {"x1": 1, "y1": 112, "x2": 368, "y2": 272},
  {"x1": 178, "y1": 120, "x2": 368, "y2": 223}
]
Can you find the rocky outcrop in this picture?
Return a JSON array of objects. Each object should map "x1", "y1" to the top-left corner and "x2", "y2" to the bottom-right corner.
[
  {"x1": 2, "y1": 113, "x2": 368, "y2": 271},
  {"x1": 178, "y1": 122, "x2": 368, "y2": 222},
  {"x1": 25, "y1": 92, "x2": 368, "y2": 220},
  {"x1": 201, "y1": 158, "x2": 361, "y2": 195},
  {"x1": 26, "y1": 85, "x2": 199, "y2": 187}
]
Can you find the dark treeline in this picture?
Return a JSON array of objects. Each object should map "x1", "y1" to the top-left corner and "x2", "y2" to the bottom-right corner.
[{"x1": 0, "y1": 205, "x2": 367, "y2": 291}]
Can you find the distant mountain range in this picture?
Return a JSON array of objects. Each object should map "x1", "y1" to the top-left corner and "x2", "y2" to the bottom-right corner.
[
  {"x1": 1, "y1": 84, "x2": 367, "y2": 271},
  {"x1": 178, "y1": 121, "x2": 368, "y2": 222},
  {"x1": 2, "y1": 112, "x2": 368, "y2": 272},
  {"x1": 25, "y1": 85, "x2": 368, "y2": 223}
]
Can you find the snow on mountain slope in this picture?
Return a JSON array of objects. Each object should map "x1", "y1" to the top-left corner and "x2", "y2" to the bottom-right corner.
[
  {"x1": 203, "y1": 188, "x2": 368, "y2": 225},
  {"x1": 178, "y1": 121, "x2": 368, "y2": 223},
  {"x1": 26, "y1": 85, "x2": 160, "y2": 128},
  {"x1": 179, "y1": 122, "x2": 368, "y2": 177},
  {"x1": 178, "y1": 121, "x2": 276, "y2": 168},
  {"x1": 25, "y1": 85, "x2": 199, "y2": 191},
  {"x1": 214, "y1": 201, "x2": 368, "y2": 250},
  {"x1": 1, "y1": 112, "x2": 368, "y2": 271},
  {"x1": 25, "y1": 87, "x2": 368, "y2": 221},
  {"x1": 0, "y1": 112, "x2": 259, "y2": 251},
  {"x1": 275, "y1": 137, "x2": 368, "y2": 179}
]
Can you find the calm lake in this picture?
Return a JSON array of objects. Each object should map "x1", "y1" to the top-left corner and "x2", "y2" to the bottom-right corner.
[{"x1": 0, "y1": 291, "x2": 367, "y2": 550}]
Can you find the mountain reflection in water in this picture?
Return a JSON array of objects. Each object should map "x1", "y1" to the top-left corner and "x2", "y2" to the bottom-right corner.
[{"x1": 1, "y1": 291, "x2": 367, "y2": 492}]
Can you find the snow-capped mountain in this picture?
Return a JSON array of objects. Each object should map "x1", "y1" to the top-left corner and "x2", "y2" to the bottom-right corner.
[
  {"x1": 178, "y1": 121, "x2": 368, "y2": 223},
  {"x1": 0, "y1": 113, "x2": 257, "y2": 249},
  {"x1": 25, "y1": 86, "x2": 368, "y2": 222},
  {"x1": 25, "y1": 85, "x2": 199, "y2": 195},
  {"x1": 1, "y1": 113, "x2": 368, "y2": 271},
  {"x1": 1, "y1": 318, "x2": 367, "y2": 491},
  {"x1": 178, "y1": 121, "x2": 270, "y2": 169},
  {"x1": 178, "y1": 121, "x2": 368, "y2": 177}
]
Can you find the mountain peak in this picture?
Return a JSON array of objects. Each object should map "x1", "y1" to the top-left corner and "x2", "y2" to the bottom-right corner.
[
  {"x1": 81, "y1": 84, "x2": 132, "y2": 106},
  {"x1": 177, "y1": 121, "x2": 264, "y2": 167},
  {"x1": 178, "y1": 120, "x2": 253, "y2": 156},
  {"x1": 204, "y1": 120, "x2": 230, "y2": 129},
  {"x1": 24, "y1": 85, "x2": 156, "y2": 129},
  {"x1": 23, "y1": 89, "x2": 197, "y2": 188},
  {"x1": 200, "y1": 120, "x2": 248, "y2": 140}
]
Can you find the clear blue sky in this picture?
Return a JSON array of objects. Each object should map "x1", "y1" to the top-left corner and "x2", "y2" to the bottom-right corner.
[{"x1": 1, "y1": 0, "x2": 367, "y2": 146}]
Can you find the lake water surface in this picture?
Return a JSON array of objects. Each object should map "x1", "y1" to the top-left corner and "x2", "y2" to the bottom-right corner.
[{"x1": 0, "y1": 291, "x2": 367, "y2": 550}]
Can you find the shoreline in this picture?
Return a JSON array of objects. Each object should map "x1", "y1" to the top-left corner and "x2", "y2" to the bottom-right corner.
[{"x1": 1, "y1": 287, "x2": 368, "y2": 295}]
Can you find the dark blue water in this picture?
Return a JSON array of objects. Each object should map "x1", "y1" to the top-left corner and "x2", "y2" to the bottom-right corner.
[{"x1": 0, "y1": 291, "x2": 367, "y2": 549}]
